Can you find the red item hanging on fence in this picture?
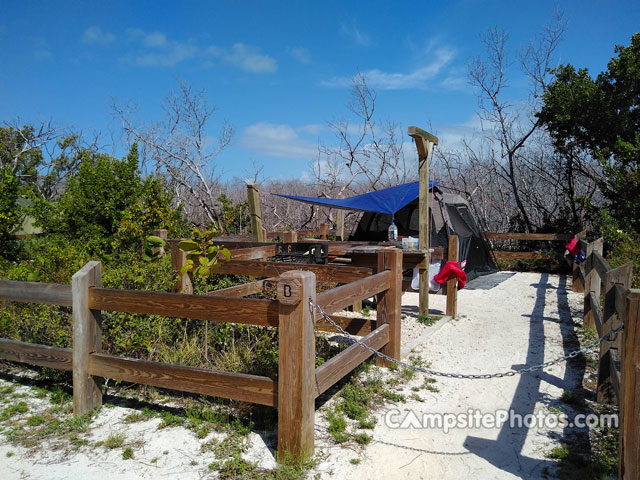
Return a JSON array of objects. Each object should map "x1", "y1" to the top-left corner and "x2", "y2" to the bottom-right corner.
[
  {"x1": 565, "y1": 238, "x2": 581, "y2": 257},
  {"x1": 433, "y1": 261, "x2": 467, "y2": 289}
]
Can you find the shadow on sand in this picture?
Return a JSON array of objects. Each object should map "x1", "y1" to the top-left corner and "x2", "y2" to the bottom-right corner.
[{"x1": 463, "y1": 274, "x2": 588, "y2": 479}]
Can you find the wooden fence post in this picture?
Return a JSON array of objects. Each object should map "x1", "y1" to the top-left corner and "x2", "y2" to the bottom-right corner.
[
  {"x1": 572, "y1": 230, "x2": 587, "y2": 292},
  {"x1": 72, "y1": 261, "x2": 102, "y2": 415},
  {"x1": 336, "y1": 209, "x2": 345, "y2": 241},
  {"x1": 277, "y1": 270, "x2": 316, "y2": 463},
  {"x1": 584, "y1": 237, "x2": 604, "y2": 330},
  {"x1": 169, "y1": 239, "x2": 193, "y2": 294},
  {"x1": 446, "y1": 235, "x2": 459, "y2": 317},
  {"x1": 152, "y1": 228, "x2": 168, "y2": 256},
  {"x1": 408, "y1": 126, "x2": 438, "y2": 317},
  {"x1": 597, "y1": 262, "x2": 633, "y2": 404},
  {"x1": 247, "y1": 184, "x2": 265, "y2": 243},
  {"x1": 376, "y1": 248, "x2": 402, "y2": 367},
  {"x1": 283, "y1": 231, "x2": 297, "y2": 243},
  {"x1": 620, "y1": 290, "x2": 640, "y2": 480},
  {"x1": 319, "y1": 223, "x2": 327, "y2": 240}
]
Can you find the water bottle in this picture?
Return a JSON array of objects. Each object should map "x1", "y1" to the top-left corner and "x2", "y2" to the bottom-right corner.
[{"x1": 388, "y1": 219, "x2": 398, "y2": 242}]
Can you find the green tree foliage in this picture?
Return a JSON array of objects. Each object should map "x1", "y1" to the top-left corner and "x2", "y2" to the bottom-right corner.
[
  {"x1": 0, "y1": 168, "x2": 21, "y2": 257},
  {"x1": 33, "y1": 143, "x2": 186, "y2": 254},
  {"x1": 538, "y1": 33, "x2": 640, "y2": 235}
]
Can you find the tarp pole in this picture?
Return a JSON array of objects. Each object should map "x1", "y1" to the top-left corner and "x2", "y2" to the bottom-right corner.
[
  {"x1": 247, "y1": 184, "x2": 265, "y2": 243},
  {"x1": 408, "y1": 126, "x2": 439, "y2": 317}
]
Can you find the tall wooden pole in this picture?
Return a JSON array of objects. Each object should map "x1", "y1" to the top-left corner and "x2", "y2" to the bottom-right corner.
[
  {"x1": 408, "y1": 126, "x2": 438, "y2": 316},
  {"x1": 446, "y1": 235, "x2": 459, "y2": 317},
  {"x1": 336, "y1": 209, "x2": 345, "y2": 241},
  {"x1": 247, "y1": 184, "x2": 265, "y2": 243}
]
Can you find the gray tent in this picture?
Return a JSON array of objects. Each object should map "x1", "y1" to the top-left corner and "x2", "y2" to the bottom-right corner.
[{"x1": 351, "y1": 188, "x2": 497, "y2": 282}]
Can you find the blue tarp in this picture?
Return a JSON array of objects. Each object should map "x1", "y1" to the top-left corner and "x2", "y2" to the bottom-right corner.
[{"x1": 272, "y1": 181, "x2": 439, "y2": 215}]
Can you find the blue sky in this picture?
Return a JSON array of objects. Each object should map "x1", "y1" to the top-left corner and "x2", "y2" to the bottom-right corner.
[{"x1": 1, "y1": 1, "x2": 638, "y2": 182}]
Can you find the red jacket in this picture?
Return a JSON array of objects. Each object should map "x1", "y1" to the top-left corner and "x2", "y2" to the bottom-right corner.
[{"x1": 433, "y1": 261, "x2": 467, "y2": 289}]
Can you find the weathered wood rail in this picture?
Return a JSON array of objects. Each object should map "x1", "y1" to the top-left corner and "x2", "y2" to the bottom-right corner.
[
  {"x1": 572, "y1": 236, "x2": 639, "y2": 479},
  {"x1": 484, "y1": 231, "x2": 574, "y2": 260},
  {"x1": 0, "y1": 248, "x2": 403, "y2": 463}
]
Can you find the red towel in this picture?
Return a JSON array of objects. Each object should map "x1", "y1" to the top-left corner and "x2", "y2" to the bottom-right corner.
[
  {"x1": 433, "y1": 261, "x2": 467, "y2": 289},
  {"x1": 565, "y1": 238, "x2": 581, "y2": 257}
]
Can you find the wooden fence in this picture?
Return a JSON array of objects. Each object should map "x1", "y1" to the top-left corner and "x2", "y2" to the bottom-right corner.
[
  {"x1": 483, "y1": 231, "x2": 574, "y2": 260},
  {"x1": 0, "y1": 249, "x2": 402, "y2": 463},
  {"x1": 573, "y1": 237, "x2": 639, "y2": 479}
]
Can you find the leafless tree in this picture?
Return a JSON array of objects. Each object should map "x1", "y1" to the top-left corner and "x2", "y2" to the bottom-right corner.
[
  {"x1": 314, "y1": 73, "x2": 415, "y2": 199},
  {"x1": 113, "y1": 81, "x2": 233, "y2": 229},
  {"x1": 465, "y1": 14, "x2": 566, "y2": 232}
]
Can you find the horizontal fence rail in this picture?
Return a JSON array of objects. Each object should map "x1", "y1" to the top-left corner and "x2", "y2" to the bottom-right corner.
[
  {"x1": 89, "y1": 353, "x2": 277, "y2": 407},
  {"x1": 484, "y1": 231, "x2": 576, "y2": 261},
  {"x1": 484, "y1": 232, "x2": 572, "y2": 241},
  {"x1": 216, "y1": 259, "x2": 372, "y2": 283},
  {"x1": 0, "y1": 338, "x2": 73, "y2": 371},
  {"x1": 316, "y1": 270, "x2": 391, "y2": 317},
  {"x1": 315, "y1": 323, "x2": 389, "y2": 395},
  {"x1": 0, "y1": 280, "x2": 72, "y2": 306},
  {"x1": 88, "y1": 288, "x2": 279, "y2": 327}
]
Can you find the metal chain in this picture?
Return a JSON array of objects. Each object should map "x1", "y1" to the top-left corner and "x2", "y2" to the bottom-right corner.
[{"x1": 310, "y1": 299, "x2": 623, "y2": 380}]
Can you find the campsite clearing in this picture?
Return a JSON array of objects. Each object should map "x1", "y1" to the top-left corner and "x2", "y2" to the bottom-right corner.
[{"x1": 0, "y1": 271, "x2": 593, "y2": 479}]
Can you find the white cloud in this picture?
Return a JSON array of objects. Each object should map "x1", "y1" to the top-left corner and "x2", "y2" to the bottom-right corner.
[
  {"x1": 433, "y1": 117, "x2": 485, "y2": 151},
  {"x1": 117, "y1": 29, "x2": 277, "y2": 72},
  {"x1": 242, "y1": 123, "x2": 318, "y2": 159},
  {"x1": 222, "y1": 43, "x2": 277, "y2": 73},
  {"x1": 290, "y1": 47, "x2": 311, "y2": 64},
  {"x1": 134, "y1": 43, "x2": 198, "y2": 67},
  {"x1": 322, "y1": 47, "x2": 456, "y2": 90},
  {"x1": 83, "y1": 26, "x2": 116, "y2": 46},
  {"x1": 297, "y1": 124, "x2": 324, "y2": 135},
  {"x1": 341, "y1": 24, "x2": 371, "y2": 47},
  {"x1": 143, "y1": 32, "x2": 167, "y2": 48}
]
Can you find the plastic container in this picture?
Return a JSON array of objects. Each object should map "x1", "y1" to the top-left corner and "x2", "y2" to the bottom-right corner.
[
  {"x1": 388, "y1": 220, "x2": 398, "y2": 242},
  {"x1": 402, "y1": 236, "x2": 418, "y2": 250}
]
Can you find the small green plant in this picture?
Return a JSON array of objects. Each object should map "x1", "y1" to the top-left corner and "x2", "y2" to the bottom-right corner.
[
  {"x1": 401, "y1": 368, "x2": 416, "y2": 382},
  {"x1": 179, "y1": 228, "x2": 231, "y2": 358},
  {"x1": 350, "y1": 458, "x2": 361, "y2": 465},
  {"x1": 354, "y1": 433, "x2": 372, "y2": 445},
  {"x1": 27, "y1": 415, "x2": 45, "y2": 427},
  {"x1": 122, "y1": 446, "x2": 134, "y2": 460},
  {"x1": 158, "y1": 410, "x2": 184, "y2": 429},
  {"x1": 381, "y1": 391, "x2": 406, "y2": 403},
  {"x1": 361, "y1": 305, "x2": 371, "y2": 317},
  {"x1": 6, "y1": 451, "x2": 14, "y2": 457},
  {"x1": 104, "y1": 432, "x2": 125, "y2": 449},
  {"x1": 0, "y1": 401, "x2": 29, "y2": 421},
  {"x1": 358, "y1": 417, "x2": 376, "y2": 429},
  {"x1": 417, "y1": 314, "x2": 441, "y2": 326},
  {"x1": 327, "y1": 411, "x2": 348, "y2": 444},
  {"x1": 547, "y1": 443, "x2": 570, "y2": 460},
  {"x1": 582, "y1": 326, "x2": 597, "y2": 341}
]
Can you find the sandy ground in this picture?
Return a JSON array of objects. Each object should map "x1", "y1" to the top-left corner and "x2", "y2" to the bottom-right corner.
[{"x1": 0, "y1": 271, "x2": 587, "y2": 479}]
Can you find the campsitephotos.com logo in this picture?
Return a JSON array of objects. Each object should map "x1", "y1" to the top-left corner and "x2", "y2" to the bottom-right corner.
[{"x1": 384, "y1": 408, "x2": 618, "y2": 434}]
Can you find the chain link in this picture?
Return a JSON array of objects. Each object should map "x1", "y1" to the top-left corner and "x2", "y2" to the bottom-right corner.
[{"x1": 310, "y1": 299, "x2": 623, "y2": 380}]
